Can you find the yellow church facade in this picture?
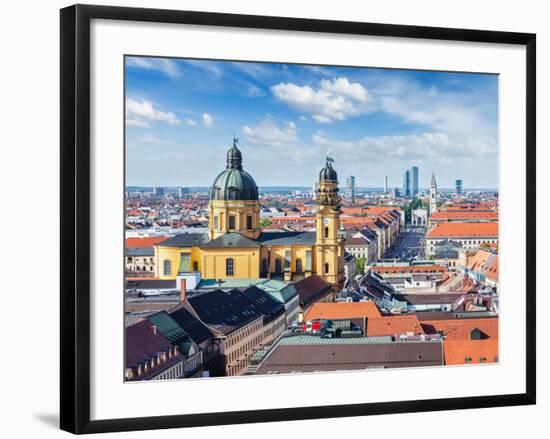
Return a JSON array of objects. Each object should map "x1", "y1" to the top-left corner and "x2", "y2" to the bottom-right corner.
[{"x1": 154, "y1": 140, "x2": 345, "y2": 289}]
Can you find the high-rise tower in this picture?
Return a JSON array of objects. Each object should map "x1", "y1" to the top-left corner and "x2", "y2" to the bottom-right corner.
[
  {"x1": 315, "y1": 158, "x2": 345, "y2": 289},
  {"x1": 345, "y1": 175, "x2": 356, "y2": 204},
  {"x1": 429, "y1": 172, "x2": 438, "y2": 214},
  {"x1": 411, "y1": 166, "x2": 419, "y2": 196}
]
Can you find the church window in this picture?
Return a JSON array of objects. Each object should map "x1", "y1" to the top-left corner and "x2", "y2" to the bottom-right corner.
[
  {"x1": 324, "y1": 226, "x2": 329, "y2": 238},
  {"x1": 261, "y1": 258, "x2": 268, "y2": 275},
  {"x1": 163, "y1": 260, "x2": 172, "y2": 276},
  {"x1": 295, "y1": 258, "x2": 303, "y2": 273},
  {"x1": 284, "y1": 250, "x2": 291, "y2": 272},
  {"x1": 179, "y1": 253, "x2": 191, "y2": 273},
  {"x1": 214, "y1": 215, "x2": 219, "y2": 229},
  {"x1": 246, "y1": 215, "x2": 253, "y2": 230},
  {"x1": 228, "y1": 215, "x2": 236, "y2": 230},
  {"x1": 324, "y1": 262, "x2": 329, "y2": 274},
  {"x1": 226, "y1": 258, "x2": 235, "y2": 276},
  {"x1": 193, "y1": 261, "x2": 199, "y2": 272},
  {"x1": 275, "y1": 259, "x2": 282, "y2": 274},
  {"x1": 305, "y1": 251, "x2": 312, "y2": 271}
]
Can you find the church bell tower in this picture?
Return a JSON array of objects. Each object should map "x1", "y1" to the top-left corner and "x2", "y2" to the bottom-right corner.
[{"x1": 315, "y1": 157, "x2": 345, "y2": 289}]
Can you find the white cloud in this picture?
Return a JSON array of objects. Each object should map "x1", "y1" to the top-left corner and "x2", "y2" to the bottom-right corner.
[
  {"x1": 126, "y1": 57, "x2": 181, "y2": 78},
  {"x1": 126, "y1": 118, "x2": 150, "y2": 128},
  {"x1": 202, "y1": 113, "x2": 214, "y2": 127},
  {"x1": 246, "y1": 84, "x2": 265, "y2": 98},
  {"x1": 271, "y1": 77, "x2": 370, "y2": 123},
  {"x1": 312, "y1": 130, "x2": 495, "y2": 160},
  {"x1": 139, "y1": 133, "x2": 174, "y2": 144},
  {"x1": 242, "y1": 119, "x2": 298, "y2": 146},
  {"x1": 184, "y1": 118, "x2": 197, "y2": 126},
  {"x1": 319, "y1": 77, "x2": 368, "y2": 102},
  {"x1": 184, "y1": 60, "x2": 223, "y2": 77},
  {"x1": 126, "y1": 98, "x2": 180, "y2": 126},
  {"x1": 232, "y1": 62, "x2": 273, "y2": 79}
]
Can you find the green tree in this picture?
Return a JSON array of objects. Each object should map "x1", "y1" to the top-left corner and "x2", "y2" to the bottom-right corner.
[
  {"x1": 260, "y1": 218, "x2": 271, "y2": 228},
  {"x1": 354, "y1": 257, "x2": 366, "y2": 276}
]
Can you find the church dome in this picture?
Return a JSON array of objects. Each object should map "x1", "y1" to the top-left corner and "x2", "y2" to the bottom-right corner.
[
  {"x1": 210, "y1": 139, "x2": 259, "y2": 201},
  {"x1": 319, "y1": 158, "x2": 338, "y2": 182}
]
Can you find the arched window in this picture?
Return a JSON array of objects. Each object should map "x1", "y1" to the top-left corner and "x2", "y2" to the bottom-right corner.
[
  {"x1": 193, "y1": 261, "x2": 199, "y2": 272},
  {"x1": 246, "y1": 215, "x2": 253, "y2": 230},
  {"x1": 324, "y1": 226, "x2": 329, "y2": 238},
  {"x1": 275, "y1": 259, "x2": 282, "y2": 274},
  {"x1": 295, "y1": 258, "x2": 303, "y2": 273},
  {"x1": 163, "y1": 260, "x2": 172, "y2": 276},
  {"x1": 226, "y1": 258, "x2": 235, "y2": 276},
  {"x1": 228, "y1": 215, "x2": 236, "y2": 230},
  {"x1": 261, "y1": 258, "x2": 268, "y2": 275},
  {"x1": 324, "y1": 262, "x2": 330, "y2": 274}
]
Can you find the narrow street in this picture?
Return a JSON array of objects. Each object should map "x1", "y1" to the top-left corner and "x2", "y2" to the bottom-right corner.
[{"x1": 385, "y1": 225, "x2": 426, "y2": 260}]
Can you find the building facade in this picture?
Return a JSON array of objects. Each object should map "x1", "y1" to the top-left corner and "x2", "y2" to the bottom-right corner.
[
  {"x1": 425, "y1": 222, "x2": 499, "y2": 256},
  {"x1": 154, "y1": 140, "x2": 345, "y2": 289}
]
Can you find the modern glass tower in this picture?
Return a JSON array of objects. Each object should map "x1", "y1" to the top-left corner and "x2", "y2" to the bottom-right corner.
[
  {"x1": 411, "y1": 166, "x2": 419, "y2": 196},
  {"x1": 402, "y1": 169, "x2": 411, "y2": 197}
]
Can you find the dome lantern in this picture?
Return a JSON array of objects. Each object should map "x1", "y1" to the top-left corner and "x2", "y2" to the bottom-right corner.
[{"x1": 319, "y1": 156, "x2": 338, "y2": 182}]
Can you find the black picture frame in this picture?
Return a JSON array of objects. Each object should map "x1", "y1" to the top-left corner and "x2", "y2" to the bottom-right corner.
[{"x1": 60, "y1": 4, "x2": 536, "y2": 434}]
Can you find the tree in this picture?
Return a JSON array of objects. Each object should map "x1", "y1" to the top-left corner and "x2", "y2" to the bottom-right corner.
[
  {"x1": 354, "y1": 257, "x2": 366, "y2": 276},
  {"x1": 260, "y1": 218, "x2": 271, "y2": 228}
]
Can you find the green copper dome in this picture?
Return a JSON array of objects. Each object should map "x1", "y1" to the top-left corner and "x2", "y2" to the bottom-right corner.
[{"x1": 210, "y1": 139, "x2": 259, "y2": 201}]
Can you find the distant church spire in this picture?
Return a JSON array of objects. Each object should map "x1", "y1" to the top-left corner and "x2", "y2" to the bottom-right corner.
[{"x1": 429, "y1": 172, "x2": 438, "y2": 214}]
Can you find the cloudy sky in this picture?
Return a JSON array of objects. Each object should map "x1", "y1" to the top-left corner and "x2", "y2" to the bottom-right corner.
[{"x1": 125, "y1": 56, "x2": 498, "y2": 189}]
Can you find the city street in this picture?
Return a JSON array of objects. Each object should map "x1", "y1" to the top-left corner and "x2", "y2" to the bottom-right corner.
[{"x1": 385, "y1": 225, "x2": 426, "y2": 260}]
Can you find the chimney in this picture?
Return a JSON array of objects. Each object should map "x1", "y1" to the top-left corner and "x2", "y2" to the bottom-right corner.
[{"x1": 180, "y1": 277, "x2": 187, "y2": 302}]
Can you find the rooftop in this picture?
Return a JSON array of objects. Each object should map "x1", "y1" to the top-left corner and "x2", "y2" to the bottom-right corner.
[
  {"x1": 304, "y1": 301, "x2": 382, "y2": 321},
  {"x1": 426, "y1": 222, "x2": 499, "y2": 239},
  {"x1": 125, "y1": 236, "x2": 168, "y2": 248},
  {"x1": 443, "y1": 339, "x2": 499, "y2": 365}
]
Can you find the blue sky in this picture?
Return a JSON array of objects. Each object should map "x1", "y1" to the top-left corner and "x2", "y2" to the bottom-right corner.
[{"x1": 125, "y1": 56, "x2": 498, "y2": 189}]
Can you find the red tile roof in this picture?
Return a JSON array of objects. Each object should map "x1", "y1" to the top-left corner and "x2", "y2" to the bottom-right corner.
[
  {"x1": 426, "y1": 222, "x2": 499, "y2": 239},
  {"x1": 430, "y1": 211, "x2": 498, "y2": 220},
  {"x1": 443, "y1": 339, "x2": 498, "y2": 365},
  {"x1": 126, "y1": 237, "x2": 168, "y2": 248},
  {"x1": 421, "y1": 317, "x2": 498, "y2": 340},
  {"x1": 365, "y1": 315, "x2": 424, "y2": 337},
  {"x1": 304, "y1": 301, "x2": 382, "y2": 320}
]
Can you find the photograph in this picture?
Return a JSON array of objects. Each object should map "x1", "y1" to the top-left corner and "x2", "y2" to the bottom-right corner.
[{"x1": 123, "y1": 56, "x2": 500, "y2": 381}]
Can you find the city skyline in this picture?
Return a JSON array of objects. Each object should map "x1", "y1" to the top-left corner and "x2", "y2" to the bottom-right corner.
[{"x1": 125, "y1": 57, "x2": 498, "y2": 188}]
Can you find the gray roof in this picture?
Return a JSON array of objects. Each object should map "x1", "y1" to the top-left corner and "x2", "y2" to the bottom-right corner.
[
  {"x1": 257, "y1": 231, "x2": 316, "y2": 246},
  {"x1": 255, "y1": 339, "x2": 443, "y2": 374},
  {"x1": 159, "y1": 233, "x2": 210, "y2": 248},
  {"x1": 126, "y1": 247, "x2": 154, "y2": 257},
  {"x1": 201, "y1": 232, "x2": 260, "y2": 248}
]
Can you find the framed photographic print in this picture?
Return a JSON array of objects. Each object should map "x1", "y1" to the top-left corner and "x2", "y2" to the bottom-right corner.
[{"x1": 60, "y1": 4, "x2": 536, "y2": 434}]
